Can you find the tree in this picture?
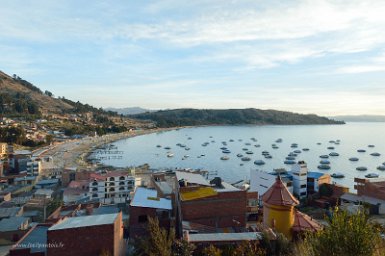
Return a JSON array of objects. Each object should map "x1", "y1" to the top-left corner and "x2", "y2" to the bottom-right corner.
[
  {"x1": 201, "y1": 244, "x2": 222, "y2": 256},
  {"x1": 44, "y1": 90, "x2": 53, "y2": 97},
  {"x1": 134, "y1": 217, "x2": 175, "y2": 256},
  {"x1": 294, "y1": 208, "x2": 383, "y2": 256},
  {"x1": 173, "y1": 239, "x2": 196, "y2": 256},
  {"x1": 45, "y1": 134, "x2": 53, "y2": 145},
  {"x1": 232, "y1": 240, "x2": 266, "y2": 256}
]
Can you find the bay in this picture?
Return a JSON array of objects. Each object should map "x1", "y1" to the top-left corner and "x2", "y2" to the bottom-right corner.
[{"x1": 92, "y1": 122, "x2": 385, "y2": 190}]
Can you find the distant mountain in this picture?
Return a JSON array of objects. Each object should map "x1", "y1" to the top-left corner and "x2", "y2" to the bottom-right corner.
[
  {"x1": 105, "y1": 107, "x2": 152, "y2": 115},
  {"x1": 331, "y1": 115, "x2": 385, "y2": 122},
  {"x1": 132, "y1": 108, "x2": 344, "y2": 128},
  {"x1": 0, "y1": 70, "x2": 118, "y2": 118}
]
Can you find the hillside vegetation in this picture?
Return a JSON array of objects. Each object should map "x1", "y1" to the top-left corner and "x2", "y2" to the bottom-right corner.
[
  {"x1": 132, "y1": 108, "x2": 344, "y2": 127},
  {"x1": 0, "y1": 71, "x2": 119, "y2": 118}
]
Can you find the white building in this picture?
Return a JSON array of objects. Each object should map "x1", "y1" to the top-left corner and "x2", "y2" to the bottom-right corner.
[
  {"x1": 290, "y1": 161, "x2": 308, "y2": 199},
  {"x1": 250, "y1": 170, "x2": 293, "y2": 205},
  {"x1": 88, "y1": 171, "x2": 140, "y2": 204},
  {"x1": 26, "y1": 159, "x2": 42, "y2": 176}
]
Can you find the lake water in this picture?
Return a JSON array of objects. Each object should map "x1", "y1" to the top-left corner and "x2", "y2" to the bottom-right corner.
[{"x1": 92, "y1": 123, "x2": 385, "y2": 191}]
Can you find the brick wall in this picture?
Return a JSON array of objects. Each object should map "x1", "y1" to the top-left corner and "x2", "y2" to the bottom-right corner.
[
  {"x1": 355, "y1": 179, "x2": 385, "y2": 200},
  {"x1": 129, "y1": 206, "x2": 171, "y2": 238},
  {"x1": 47, "y1": 213, "x2": 123, "y2": 256},
  {"x1": 180, "y1": 190, "x2": 247, "y2": 228}
]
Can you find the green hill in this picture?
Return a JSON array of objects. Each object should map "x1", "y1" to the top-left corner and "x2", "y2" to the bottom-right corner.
[
  {"x1": 132, "y1": 108, "x2": 344, "y2": 127},
  {"x1": 0, "y1": 71, "x2": 118, "y2": 118}
]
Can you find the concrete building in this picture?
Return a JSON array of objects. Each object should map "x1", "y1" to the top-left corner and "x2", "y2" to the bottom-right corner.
[
  {"x1": 129, "y1": 187, "x2": 173, "y2": 238},
  {"x1": 0, "y1": 143, "x2": 7, "y2": 158},
  {"x1": 307, "y1": 171, "x2": 331, "y2": 194},
  {"x1": 47, "y1": 213, "x2": 124, "y2": 256},
  {"x1": 250, "y1": 169, "x2": 293, "y2": 204},
  {"x1": 88, "y1": 171, "x2": 138, "y2": 204},
  {"x1": 0, "y1": 216, "x2": 29, "y2": 242},
  {"x1": 176, "y1": 171, "x2": 258, "y2": 231},
  {"x1": 10, "y1": 224, "x2": 51, "y2": 256},
  {"x1": 63, "y1": 180, "x2": 89, "y2": 204},
  {"x1": 26, "y1": 159, "x2": 42, "y2": 176},
  {"x1": 291, "y1": 161, "x2": 308, "y2": 199}
]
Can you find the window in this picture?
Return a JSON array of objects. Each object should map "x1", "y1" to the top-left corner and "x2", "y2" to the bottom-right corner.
[
  {"x1": 300, "y1": 184, "x2": 307, "y2": 188},
  {"x1": 109, "y1": 182, "x2": 115, "y2": 186},
  {"x1": 92, "y1": 181, "x2": 98, "y2": 186},
  {"x1": 110, "y1": 187, "x2": 115, "y2": 192},
  {"x1": 109, "y1": 177, "x2": 115, "y2": 181},
  {"x1": 138, "y1": 215, "x2": 148, "y2": 223},
  {"x1": 92, "y1": 187, "x2": 98, "y2": 192},
  {"x1": 119, "y1": 186, "x2": 125, "y2": 191},
  {"x1": 92, "y1": 193, "x2": 98, "y2": 198},
  {"x1": 119, "y1": 181, "x2": 125, "y2": 186},
  {"x1": 119, "y1": 176, "x2": 125, "y2": 180}
]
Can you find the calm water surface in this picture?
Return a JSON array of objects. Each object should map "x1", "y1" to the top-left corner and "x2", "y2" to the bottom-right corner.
[{"x1": 93, "y1": 123, "x2": 385, "y2": 190}]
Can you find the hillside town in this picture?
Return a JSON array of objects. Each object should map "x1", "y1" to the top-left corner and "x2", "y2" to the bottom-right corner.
[{"x1": 0, "y1": 120, "x2": 384, "y2": 256}]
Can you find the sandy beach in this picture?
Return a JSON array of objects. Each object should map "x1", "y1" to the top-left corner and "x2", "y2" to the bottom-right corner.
[{"x1": 41, "y1": 128, "x2": 174, "y2": 170}]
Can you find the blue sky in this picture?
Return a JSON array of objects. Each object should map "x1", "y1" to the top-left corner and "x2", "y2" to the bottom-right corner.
[{"x1": 1, "y1": 0, "x2": 385, "y2": 116}]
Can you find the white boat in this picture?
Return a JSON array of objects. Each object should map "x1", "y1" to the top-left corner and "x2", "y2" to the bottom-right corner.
[
  {"x1": 167, "y1": 153, "x2": 174, "y2": 157},
  {"x1": 331, "y1": 173, "x2": 345, "y2": 178},
  {"x1": 365, "y1": 173, "x2": 379, "y2": 178},
  {"x1": 221, "y1": 156, "x2": 230, "y2": 160}
]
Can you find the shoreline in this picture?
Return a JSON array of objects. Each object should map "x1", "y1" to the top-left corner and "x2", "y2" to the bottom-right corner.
[{"x1": 42, "y1": 127, "x2": 179, "y2": 170}]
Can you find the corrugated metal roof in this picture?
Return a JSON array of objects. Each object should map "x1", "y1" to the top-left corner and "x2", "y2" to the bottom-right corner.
[
  {"x1": 187, "y1": 232, "x2": 261, "y2": 242},
  {"x1": 180, "y1": 187, "x2": 218, "y2": 201},
  {"x1": 48, "y1": 213, "x2": 118, "y2": 231},
  {"x1": 175, "y1": 171, "x2": 210, "y2": 186},
  {"x1": 130, "y1": 187, "x2": 172, "y2": 210},
  {"x1": 0, "y1": 216, "x2": 28, "y2": 232},
  {"x1": 308, "y1": 171, "x2": 327, "y2": 179}
]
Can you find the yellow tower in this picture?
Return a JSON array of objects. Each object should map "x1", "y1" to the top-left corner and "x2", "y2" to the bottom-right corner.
[{"x1": 262, "y1": 176, "x2": 299, "y2": 238}]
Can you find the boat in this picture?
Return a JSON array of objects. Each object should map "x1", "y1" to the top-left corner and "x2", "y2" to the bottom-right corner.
[
  {"x1": 272, "y1": 146, "x2": 279, "y2": 149},
  {"x1": 286, "y1": 156, "x2": 296, "y2": 160},
  {"x1": 262, "y1": 151, "x2": 270, "y2": 155},
  {"x1": 185, "y1": 147, "x2": 190, "y2": 151},
  {"x1": 265, "y1": 155, "x2": 272, "y2": 159},
  {"x1": 284, "y1": 160, "x2": 296, "y2": 165},
  {"x1": 254, "y1": 160, "x2": 265, "y2": 165},
  {"x1": 237, "y1": 153, "x2": 243, "y2": 157},
  {"x1": 156, "y1": 145, "x2": 162, "y2": 148},
  {"x1": 329, "y1": 140, "x2": 335, "y2": 144},
  {"x1": 275, "y1": 138, "x2": 283, "y2": 143},
  {"x1": 229, "y1": 139, "x2": 234, "y2": 142},
  {"x1": 188, "y1": 137, "x2": 192, "y2": 140},
  {"x1": 254, "y1": 144, "x2": 261, "y2": 148},
  {"x1": 317, "y1": 142, "x2": 322, "y2": 145},
  {"x1": 320, "y1": 160, "x2": 330, "y2": 164},
  {"x1": 329, "y1": 152, "x2": 339, "y2": 157},
  {"x1": 245, "y1": 143, "x2": 251, "y2": 146},
  {"x1": 288, "y1": 153, "x2": 297, "y2": 157},
  {"x1": 245, "y1": 151, "x2": 254, "y2": 155},
  {"x1": 201, "y1": 154, "x2": 205, "y2": 157},
  {"x1": 180, "y1": 144, "x2": 186, "y2": 148},
  {"x1": 220, "y1": 147, "x2": 227, "y2": 150},
  {"x1": 242, "y1": 148, "x2": 249, "y2": 151},
  {"x1": 377, "y1": 166, "x2": 385, "y2": 171},
  {"x1": 220, "y1": 156, "x2": 230, "y2": 160},
  {"x1": 319, "y1": 155, "x2": 329, "y2": 159},
  {"x1": 241, "y1": 157, "x2": 251, "y2": 161},
  {"x1": 356, "y1": 166, "x2": 367, "y2": 171},
  {"x1": 294, "y1": 150, "x2": 302, "y2": 154},
  {"x1": 164, "y1": 146, "x2": 171, "y2": 150},
  {"x1": 318, "y1": 164, "x2": 331, "y2": 170},
  {"x1": 365, "y1": 173, "x2": 379, "y2": 178},
  {"x1": 291, "y1": 143, "x2": 298, "y2": 148},
  {"x1": 349, "y1": 157, "x2": 359, "y2": 161},
  {"x1": 184, "y1": 155, "x2": 190, "y2": 158},
  {"x1": 368, "y1": 144, "x2": 375, "y2": 148},
  {"x1": 222, "y1": 149, "x2": 231, "y2": 154},
  {"x1": 327, "y1": 146, "x2": 335, "y2": 150},
  {"x1": 167, "y1": 153, "x2": 174, "y2": 157},
  {"x1": 331, "y1": 173, "x2": 345, "y2": 178},
  {"x1": 370, "y1": 152, "x2": 381, "y2": 156},
  {"x1": 357, "y1": 149, "x2": 366, "y2": 153}
]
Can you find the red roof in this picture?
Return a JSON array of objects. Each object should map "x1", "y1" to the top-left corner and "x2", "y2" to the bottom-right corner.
[
  {"x1": 262, "y1": 176, "x2": 299, "y2": 206},
  {"x1": 292, "y1": 210, "x2": 322, "y2": 232}
]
